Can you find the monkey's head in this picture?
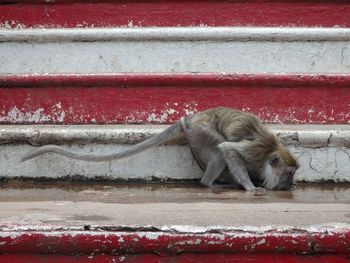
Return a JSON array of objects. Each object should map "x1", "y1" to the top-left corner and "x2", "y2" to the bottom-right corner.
[{"x1": 262, "y1": 146, "x2": 299, "y2": 190}]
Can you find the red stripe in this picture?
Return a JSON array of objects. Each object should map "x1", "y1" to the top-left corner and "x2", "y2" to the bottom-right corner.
[
  {"x1": 2, "y1": 74, "x2": 350, "y2": 87},
  {"x1": 0, "y1": 73, "x2": 349, "y2": 124},
  {"x1": 0, "y1": 254, "x2": 347, "y2": 263},
  {"x1": 1, "y1": 1, "x2": 350, "y2": 28},
  {"x1": 0, "y1": 230, "x2": 348, "y2": 255}
]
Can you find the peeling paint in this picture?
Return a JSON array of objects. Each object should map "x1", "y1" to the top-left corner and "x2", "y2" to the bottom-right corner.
[
  {"x1": 0, "y1": 106, "x2": 65, "y2": 123},
  {"x1": 1, "y1": 74, "x2": 349, "y2": 124},
  {"x1": 161, "y1": 225, "x2": 209, "y2": 233},
  {"x1": 141, "y1": 232, "x2": 163, "y2": 240},
  {"x1": 127, "y1": 21, "x2": 133, "y2": 28},
  {"x1": 0, "y1": 223, "x2": 349, "y2": 237},
  {"x1": 0, "y1": 20, "x2": 27, "y2": 30},
  {"x1": 256, "y1": 238, "x2": 266, "y2": 245},
  {"x1": 119, "y1": 256, "x2": 126, "y2": 262},
  {"x1": 183, "y1": 102, "x2": 198, "y2": 116},
  {"x1": 0, "y1": 107, "x2": 50, "y2": 123},
  {"x1": 146, "y1": 108, "x2": 179, "y2": 123}
]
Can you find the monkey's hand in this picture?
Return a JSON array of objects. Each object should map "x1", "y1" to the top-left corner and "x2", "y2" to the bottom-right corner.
[{"x1": 253, "y1": 187, "x2": 266, "y2": 196}]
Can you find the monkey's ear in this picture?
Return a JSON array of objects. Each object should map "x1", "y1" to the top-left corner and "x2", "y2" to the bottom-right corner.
[{"x1": 269, "y1": 153, "x2": 281, "y2": 167}]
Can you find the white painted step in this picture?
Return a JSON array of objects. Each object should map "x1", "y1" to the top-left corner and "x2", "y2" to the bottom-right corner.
[
  {"x1": 1, "y1": 27, "x2": 350, "y2": 74},
  {"x1": 0, "y1": 124, "x2": 349, "y2": 182}
]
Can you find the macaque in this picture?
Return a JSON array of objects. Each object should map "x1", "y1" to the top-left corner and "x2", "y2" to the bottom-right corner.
[{"x1": 22, "y1": 108, "x2": 298, "y2": 193}]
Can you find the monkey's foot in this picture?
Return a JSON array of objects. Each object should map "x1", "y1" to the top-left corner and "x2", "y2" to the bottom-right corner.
[
  {"x1": 253, "y1": 187, "x2": 266, "y2": 196},
  {"x1": 200, "y1": 177, "x2": 215, "y2": 187}
]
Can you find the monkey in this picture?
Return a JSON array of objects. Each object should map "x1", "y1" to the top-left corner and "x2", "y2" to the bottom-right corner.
[
  {"x1": 179, "y1": 109, "x2": 298, "y2": 192},
  {"x1": 180, "y1": 110, "x2": 299, "y2": 191},
  {"x1": 21, "y1": 107, "x2": 299, "y2": 192}
]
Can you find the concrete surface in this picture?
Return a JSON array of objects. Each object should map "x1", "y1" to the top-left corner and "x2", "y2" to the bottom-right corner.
[
  {"x1": 1, "y1": 27, "x2": 350, "y2": 74},
  {"x1": 1, "y1": 125, "x2": 350, "y2": 182},
  {"x1": 0, "y1": 182, "x2": 348, "y2": 228},
  {"x1": 2, "y1": 124, "x2": 350, "y2": 146},
  {"x1": 3, "y1": 27, "x2": 350, "y2": 42}
]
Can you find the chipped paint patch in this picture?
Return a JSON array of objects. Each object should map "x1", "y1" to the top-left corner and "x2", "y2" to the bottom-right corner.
[
  {"x1": 256, "y1": 238, "x2": 266, "y2": 245},
  {"x1": 0, "y1": 107, "x2": 50, "y2": 123},
  {"x1": 0, "y1": 106, "x2": 65, "y2": 124},
  {"x1": 140, "y1": 232, "x2": 163, "y2": 240},
  {"x1": 183, "y1": 102, "x2": 198, "y2": 117},
  {"x1": 146, "y1": 108, "x2": 179, "y2": 123},
  {"x1": 162, "y1": 225, "x2": 210, "y2": 233},
  {"x1": 0, "y1": 20, "x2": 27, "y2": 30}
]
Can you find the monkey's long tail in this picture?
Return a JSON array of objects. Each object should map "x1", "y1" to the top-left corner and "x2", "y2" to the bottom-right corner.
[{"x1": 21, "y1": 123, "x2": 182, "y2": 162}]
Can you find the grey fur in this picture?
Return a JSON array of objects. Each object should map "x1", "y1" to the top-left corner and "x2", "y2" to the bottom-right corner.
[
  {"x1": 21, "y1": 123, "x2": 182, "y2": 162},
  {"x1": 21, "y1": 107, "x2": 298, "y2": 192}
]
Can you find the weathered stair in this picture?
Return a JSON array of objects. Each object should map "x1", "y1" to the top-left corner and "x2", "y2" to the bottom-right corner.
[{"x1": 0, "y1": 0, "x2": 349, "y2": 261}]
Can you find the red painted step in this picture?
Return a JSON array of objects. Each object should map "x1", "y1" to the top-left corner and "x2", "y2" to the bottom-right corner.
[
  {"x1": 1, "y1": 73, "x2": 349, "y2": 124},
  {"x1": 0, "y1": 254, "x2": 348, "y2": 263},
  {"x1": 1, "y1": 0, "x2": 350, "y2": 28},
  {"x1": 0, "y1": 226, "x2": 349, "y2": 262}
]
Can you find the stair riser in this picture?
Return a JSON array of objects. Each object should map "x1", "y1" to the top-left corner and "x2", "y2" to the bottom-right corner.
[
  {"x1": 1, "y1": 125, "x2": 349, "y2": 182},
  {"x1": 1, "y1": 74, "x2": 349, "y2": 124},
  {"x1": 2, "y1": 1, "x2": 350, "y2": 28},
  {"x1": 1, "y1": 28, "x2": 350, "y2": 74}
]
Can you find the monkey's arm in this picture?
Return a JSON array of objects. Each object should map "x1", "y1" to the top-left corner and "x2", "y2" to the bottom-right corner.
[{"x1": 218, "y1": 141, "x2": 266, "y2": 194}]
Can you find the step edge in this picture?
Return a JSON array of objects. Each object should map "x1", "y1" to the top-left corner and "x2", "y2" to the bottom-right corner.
[
  {"x1": 1, "y1": 124, "x2": 349, "y2": 147},
  {"x1": 2, "y1": 27, "x2": 350, "y2": 43}
]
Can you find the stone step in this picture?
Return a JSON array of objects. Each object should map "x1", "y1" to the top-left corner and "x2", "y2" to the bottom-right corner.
[
  {"x1": 1, "y1": 73, "x2": 349, "y2": 124},
  {"x1": 1, "y1": 27, "x2": 350, "y2": 74},
  {"x1": 2, "y1": 0, "x2": 350, "y2": 29},
  {"x1": 0, "y1": 183, "x2": 348, "y2": 260},
  {"x1": 1, "y1": 124, "x2": 349, "y2": 182}
]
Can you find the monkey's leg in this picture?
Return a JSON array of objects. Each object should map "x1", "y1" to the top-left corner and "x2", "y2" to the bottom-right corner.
[
  {"x1": 218, "y1": 142, "x2": 266, "y2": 194},
  {"x1": 190, "y1": 125, "x2": 228, "y2": 187},
  {"x1": 180, "y1": 119, "x2": 230, "y2": 187},
  {"x1": 179, "y1": 117, "x2": 206, "y2": 171}
]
